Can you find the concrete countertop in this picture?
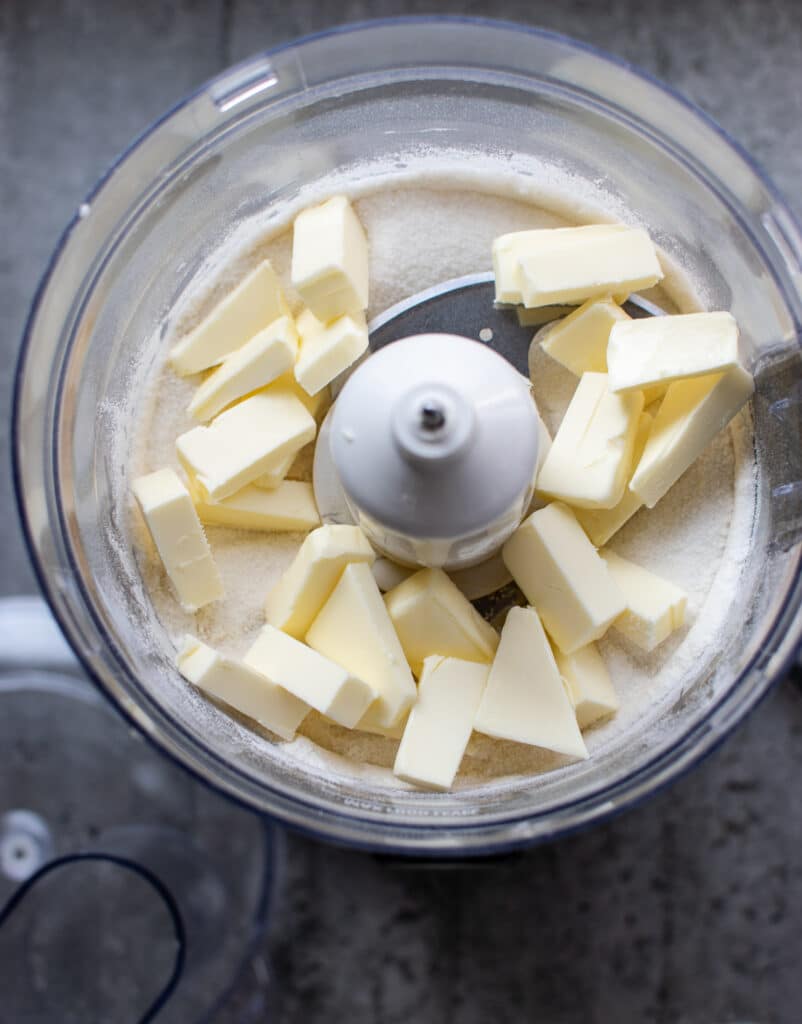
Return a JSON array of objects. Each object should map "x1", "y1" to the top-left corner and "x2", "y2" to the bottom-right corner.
[{"x1": 1, "y1": 2, "x2": 800, "y2": 1021}]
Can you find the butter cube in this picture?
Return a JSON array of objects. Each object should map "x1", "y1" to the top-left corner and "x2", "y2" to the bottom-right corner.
[
  {"x1": 384, "y1": 568, "x2": 500, "y2": 678},
  {"x1": 191, "y1": 480, "x2": 320, "y2": 533},
  {"x1": 306, "y1": 562, "x2": 416, "y2": 730},
  {"x1": 502, "y1": 502, "x2": 626, "y2": 653},
  {"x1": 607, "y1": 311, "x2": 740, "y2": 393},
  {"x1": 474, "y1": 606, "x2": 588, "y2": 759},
  {"x1": 394, "y1": 656, "x2": 489, "y2": 791},
  {"x1": 538, "y1": 297, "x2": 630, "y2": 376},
  {"x1": 132, "y1": 469, "x2": 222, "y2": 612},
  {"x1": 600, "y1": 550, "x2": 687, "y2": 651},
  {"x1": 518, "y1": 226, "x2": 663, "y2": 308},
  {"x1": 188, "y1": 315, "x2": 298, "y2": 422},
  {"x1": 630, "y1": 365, "x2": 754, "y2": 508},
  {"x1": 170, "y1": 261, "x2": 289, "y2": 375},
  {"x1": 243, "y1": 624, "x2": 375, "y2": 728},
  {"x1": 177, "y1": 636, "x2": 308, "y2": 740},
  {"x1": 176, "y1": 388, "x2": 316, "y2": 501},
  {"x1": 252, "y1": 449, "x2": 296, "y2": 491},
  {"x1": 493, "y1": 225, "x2": 624, "y2": 305},
  {"x1": 250, "y1": 372, "x2": 329, "y2": 490},
  {"x1": 291, "y1": 195, "x2": 369, "y2": 322},
  {"x1": 265, "y1": 524, "x2": 375, "y2": 638},
  {"x1": 267, "y1": 372, "x2": 331, "y2": 421},
  {"x1": 553, "y1": 644, "x2": 618, "y2": 730},
  {"x1": 574, "y1": 410, "x2": 654, "y2": 546},
  {"x1": 294, "y1": 308, "x2": 369, "y2": 397},
  {"x1": 536, "y1": 373, "x2": 644, "y2": 509}
]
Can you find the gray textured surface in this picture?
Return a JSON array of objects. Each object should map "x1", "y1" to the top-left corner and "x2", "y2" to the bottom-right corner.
[{"x1": 1, "y1": 2, "x2": 801, "y2": 1022}]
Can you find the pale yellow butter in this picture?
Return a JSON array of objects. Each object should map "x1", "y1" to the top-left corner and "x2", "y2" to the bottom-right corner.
[
  {"x1": 538, "y1": 297, "x2": 630, "y2": 376},
  {"x1": 294, "y1": 308, "x2": 369, "y2": 397},
  {"x1": 265, "y1": 371, "x2": 331, "y2": 420},
  {"x1": 188, "y1": 314, "x2": 298, "y2": 423},
  {"x1": 264, "y1": 524, "x2": 375, "y2": 638},
  {"x1": 394, "y1": 656, "x2": 489, "y2": 791},
  {"x1": 251, "y1": 449, "x2": 296, "y2": 491},
  {"x1": 384, "y1": 567, "x2": 499, "y2": 679},
  {"x1": 250, "y1": 373, "x2": 329, "y2": 490},
  {"x1": 600, "y1": 550, "x2": 687, "y2": 651},
  {"x1": 191, "y1": 479, "x2": 320, "y2": 533},
  {"x1": 536, "y1": 372, "x2": 644, "y2": 509},
  {"x1": 574, "y1": 410, "x2": 654, "y2": 546},
  {"x1": 554, "y1": 643, "x2": 618, "y2": 730},
  {"x1": 607, "y1": 311, "x2": 740, "y2": 393},
  {"x1": 630, "y1": 365, "x2": 754, "y2": 508},
  {"x1": 474, "y1": 606, "x2": 588, "y2": 759},
  {"x1": 306, "y1": 562, "x2": 416, "y2": 731},
  {"x1": 177, "y1": 636, "x2": 308, "y2": 740},
  {"x1": 493, "y1": 224, "x2": 624, "y2": 305},
  {"x1": 291, "y1": 195, "x2": 369, "y2": 322},
  {"x1": 518, "y1": 226, "x2": 662, "y2": 308},
  {"x1": 243, "y1": 624, "x2": 375, "y2": 728},
  {"x1": 176, "y1": 388, "x2": 316, "y2": 501},
  {"x1": 502, "y1": 502, "x2": 626, "y2": 654},
  {"x1": 132, "y1": 468, "x2": 222, "y2": 612},
  {"x1": 169, "y1": 261, "x2": 289, "y2": 376}
]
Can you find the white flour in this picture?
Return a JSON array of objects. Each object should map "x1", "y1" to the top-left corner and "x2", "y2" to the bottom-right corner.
[{"x1": 130, "y1": 162, "x2": 756, "y2": 791}]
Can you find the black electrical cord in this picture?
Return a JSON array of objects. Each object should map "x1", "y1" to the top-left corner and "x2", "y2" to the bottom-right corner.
[{"x1": 0, "y1": 851, "x2": 186, "y2": 1023}]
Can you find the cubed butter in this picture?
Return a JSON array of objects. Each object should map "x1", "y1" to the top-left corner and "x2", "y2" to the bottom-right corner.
[
  {"x1": 177, "y1": 636, "x2": 308, "y2": 740},
  {"x1": 537, "y1": 297, "x2": 630, "y2": 376},
  {"x1": 493, "y1": 225, "x2": 624, "y2": 305},
  {"x1": 252, "y1": 449, "x2": 296, "y2": 491},
  {"x1": 553, "y1": 643, "x2": 618, "y2": 730},
  {"x1": 291, "y1": 195, "x2": 369, "y2": 322},
  {"x1": 176, "y1": 388, "x2": 316, "y2": 501},
  {"x1": 384, "y1": 567, "x2": 499, "y2": 678},
  {"x1": 264, "y1": 371, "x2": 331, "y2": 420},
  {"x1": 630, "y1": 365, "x2": 754, "y2": 508},
  {"x1": 265, "y1": 524, "x2": 375, "y2": 638},
  {"x1": 607, "y1": 311, "x2": 740, "y2": 393},
  {"x1": 600, "y1": 550, "x2": 687, "y2": 651},
  {"x1": 474, "y1": 606, "x2": 588, "y2": 759},
  {"x1": 306, "y1": 562, "x2": 416, "y2": 730},
  {"x1": 502, "y1": 502, "x2": 626, "y2": 654},
  {"x1": 170, "y1": 261, "x2": 289, "y2": 375},
  {"x1": 132, "y1": 469, "x2": 223, "y2": 612},
  {"x1": 243, "y1": 624, "x2": 375, "y2": 728},
  {"x1": 191, "y1": 479, "x2": 320, "y2": 533},
  {"x1": 188, "y1": 314, "x2": 298, "y2": 422},
  {"x1": 536, "y1": 372, "x2": 644, "y2": 509},
  {"x1": 394, "y1": 656, "x2": 489, "y2": 791},
  {"x1": 574, "y1": 410, "x2": 654, "y2": 546},
  {"x1": 518, "y1": 226, "x2": 663, "y2": 308},
  {"x1": 294, "y1": 308, "x2": 369, "y2": 397}
]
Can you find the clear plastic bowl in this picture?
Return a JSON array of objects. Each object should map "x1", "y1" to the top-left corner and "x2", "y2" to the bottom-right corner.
[{"x1": 14, "y1": 19, "x2": 802, "y2": 854}]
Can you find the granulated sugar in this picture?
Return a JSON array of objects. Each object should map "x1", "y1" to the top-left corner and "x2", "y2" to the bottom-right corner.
[{"x1": 130, "y1": 163, "x2": 756, "y2": 791}]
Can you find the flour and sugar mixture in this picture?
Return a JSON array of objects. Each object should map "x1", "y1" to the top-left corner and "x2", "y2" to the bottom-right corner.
[{"x1": 131, "y1": 161, "x2": 757, "y2": 791}]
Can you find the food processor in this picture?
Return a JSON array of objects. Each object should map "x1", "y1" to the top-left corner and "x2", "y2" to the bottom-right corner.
[{"x1": 13, "y1": 19, "x2": 802, "y2": 855}]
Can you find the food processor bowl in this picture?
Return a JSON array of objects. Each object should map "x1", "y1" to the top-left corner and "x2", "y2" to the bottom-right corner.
[{"x1": 14, "y1": 19, "x2": 802, "y2": 854}]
